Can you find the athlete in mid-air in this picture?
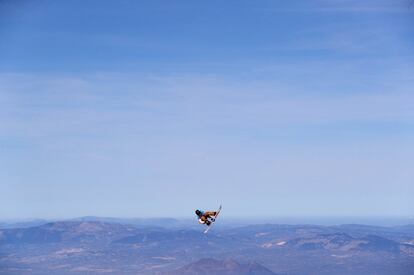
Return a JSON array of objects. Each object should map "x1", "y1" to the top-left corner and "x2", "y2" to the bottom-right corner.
[{"x1": 195, "y1": 209, "x2": 218, "y2": 226}]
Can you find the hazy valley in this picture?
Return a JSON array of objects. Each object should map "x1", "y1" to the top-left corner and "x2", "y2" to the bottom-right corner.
[{"x1": 1, "y1": 218, "x2": 413, "y2": 274}]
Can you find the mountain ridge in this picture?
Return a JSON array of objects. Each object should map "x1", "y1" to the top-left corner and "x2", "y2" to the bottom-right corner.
[{"x1": 1, "y1": 220, "x2": 413, "y2": 274}]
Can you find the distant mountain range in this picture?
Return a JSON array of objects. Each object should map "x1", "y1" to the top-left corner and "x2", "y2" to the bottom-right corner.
[
  {"x1": 0, "y1": 216, "x2": 192, "y2": 230},
  {"x1": 167, "y1": 258, "x2": 276, "y2": 275},
  {"x1": 0, "y1": 220, "x2": 413, "y2": 274}
]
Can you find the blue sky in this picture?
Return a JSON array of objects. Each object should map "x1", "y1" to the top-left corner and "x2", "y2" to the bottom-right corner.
[{"x1": 1, "y1": 0, "x2": 413, "y2": 219}]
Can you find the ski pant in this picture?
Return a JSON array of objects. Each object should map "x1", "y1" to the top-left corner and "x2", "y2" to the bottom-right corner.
[{"x1": 201, "y1": 211, "x2": 217, "y2": 221}]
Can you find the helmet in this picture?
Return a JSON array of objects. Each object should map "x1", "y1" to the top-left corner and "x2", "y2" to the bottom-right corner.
[{"x1": 195, "y1": 210, "x2": 201, "y2": 216}]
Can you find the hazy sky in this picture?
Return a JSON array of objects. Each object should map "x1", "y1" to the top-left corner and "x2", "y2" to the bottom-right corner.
[{"x1": 1, "y1": 0, "x2": 413, "y2": 219}]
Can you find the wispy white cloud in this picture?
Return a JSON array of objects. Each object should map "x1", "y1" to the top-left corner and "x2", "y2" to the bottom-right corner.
[
  {"x1": 1, "y1": 71, "x2": 413, "y2": 139},
  {"x1": 306, "y1": 0, "x2": 412, "y2": 13}
]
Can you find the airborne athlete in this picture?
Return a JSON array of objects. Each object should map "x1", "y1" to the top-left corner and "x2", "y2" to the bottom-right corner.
[
  {"x1": 195, "y1": 209, "x2": 217, "y2": 226},
  {"x1": 195, "y1": 205, "x2": 222, "y2": 233}
]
